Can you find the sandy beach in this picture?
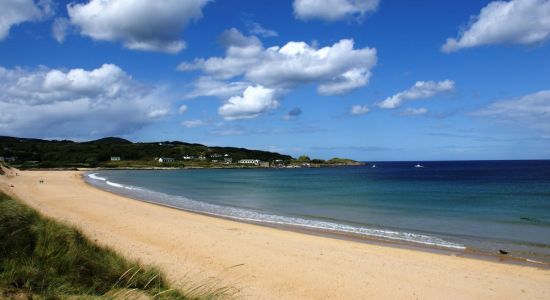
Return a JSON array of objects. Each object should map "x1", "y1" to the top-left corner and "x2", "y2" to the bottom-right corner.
[{"x1": 1, "y1": 169, "x2": 549, "y2": 299}]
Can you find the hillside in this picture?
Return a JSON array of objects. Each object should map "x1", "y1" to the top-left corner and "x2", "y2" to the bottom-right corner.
[{"x1": 0, "y1": 136, "x2": 293, "y2": 169}]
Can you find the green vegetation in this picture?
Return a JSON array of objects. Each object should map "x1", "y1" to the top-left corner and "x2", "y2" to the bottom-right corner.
[
  {"x1": 326, "y1": 157, "x2": 363, "y2": 165},
  {"x1": 0, "y1": 192, "x2": 233, "y2": 299},
  {"x1": 0, "y1": 136, "x2": 292, "y2": 169},
  {"x1": 297, "y1": 155, "x2": 311, "y2": 163}
]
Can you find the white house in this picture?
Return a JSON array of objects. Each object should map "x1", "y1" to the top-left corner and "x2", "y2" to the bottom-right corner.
[
  {"x1": 238, "y1": 159, "x2": 260, "y2": 165},
  {"x1": 110, "y1": 156, "x2": 121, "y2": 161},
  {"x1": 158, "y1": 157, "x2": 175, "y2": 163}
]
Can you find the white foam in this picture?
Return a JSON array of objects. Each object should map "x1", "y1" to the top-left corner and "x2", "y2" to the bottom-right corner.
[
  {"x1": 87, "y1": 172, "x2": 466, "y2": 250},
  {"x1": 88, "y1": 173, "x2": 107, "y2": 181},
  {"x1": 106, "y1": 181, "x2": 124, "y2": 188}
]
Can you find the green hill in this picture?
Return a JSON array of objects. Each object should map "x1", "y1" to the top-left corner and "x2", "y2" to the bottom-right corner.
[{"x1": 0, "y1": 136, "x2": 293, "y2": 169}]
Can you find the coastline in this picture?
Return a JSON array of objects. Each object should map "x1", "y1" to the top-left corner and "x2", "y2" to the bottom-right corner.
[
  {"x1": 1, "y1": 170, "x2": 550, "y2": 299},
  {"x1": 83, "y1": 171, "x2": 549, "y2": 268}
]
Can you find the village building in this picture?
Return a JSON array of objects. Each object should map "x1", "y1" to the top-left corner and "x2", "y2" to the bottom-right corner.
[
  {"x1": 259, "y1": 161, "x2": 270, "y2": 168},
  {"x1": 110, "y1": 156, "x2": 121, "y2": 161},
  {"x1": 224, "y1": 157, "x2": 233, "y2": 164},
  {"x1": 238, "y1": 159, "x2": 260, "y2": 165},
  {"x1": 157, "y1": 157, "x2": 175, "y2": 163}
]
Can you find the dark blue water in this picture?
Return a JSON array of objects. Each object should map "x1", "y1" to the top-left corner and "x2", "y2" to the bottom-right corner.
[{"x1": 86, "y1": 160, "x2": 550, "y2": 262}]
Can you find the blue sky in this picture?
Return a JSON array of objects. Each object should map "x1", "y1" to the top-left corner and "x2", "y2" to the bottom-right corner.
[{"x1": 1, "y1": 0, "x2": 549, "y2": 161}]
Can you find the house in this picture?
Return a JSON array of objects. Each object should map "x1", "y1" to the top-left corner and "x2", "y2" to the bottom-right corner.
[
  {"x1": 198, "y1": 155, "x2": 206, "y2": 161},
  {"x1": 0, "y1": 156, "x2": 16, "y2": 162},
  {"x1": 224, "y1": 157, "x2": 233, "y2": 164},
  {"x1": 182, "y1": 156, "x2": 195, "y2": 160},
  {"x1": 259, "y1": 161, "x2": 270, "y2": 168},
  {"x1": 110, "y1": 156, "x2": 121, "y2": 161},
  {"x1": 273, "y1": 159, "x2": 285, "y2": 167},
  {"x1": 238, "y1": 159, "x2": 260, "y2": 165},
  {"x1": 210, "y1": 153, "x2": 223, "y2": 158},
  {"x1": 158, "y1": 157, "x2": 175, "y2": 163}
]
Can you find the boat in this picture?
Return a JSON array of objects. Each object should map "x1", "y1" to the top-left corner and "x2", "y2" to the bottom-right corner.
[
  {"x1": 414, "y1": 164, "x2": 423, "y2": 168},
  {"x1": 371, "y1": 164, "x2": 376, "y2": 168}
]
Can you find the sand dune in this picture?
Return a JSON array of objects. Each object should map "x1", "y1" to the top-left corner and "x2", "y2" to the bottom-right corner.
[{"x1": 1, "y1": 170, "x2": 549, "y2": 299}]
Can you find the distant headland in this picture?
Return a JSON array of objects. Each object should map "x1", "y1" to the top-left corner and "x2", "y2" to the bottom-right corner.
[{"x1": 0, "y1": 136, "x2": 364, "y2": 169}]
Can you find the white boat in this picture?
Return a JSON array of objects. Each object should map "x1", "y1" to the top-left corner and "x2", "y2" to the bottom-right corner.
[
  {"x1": 414, "y1": 164, "x2": 423, "y2": 168},
  {"x1": 372, "y1": 164, "x2": 376, "y2": 168}
]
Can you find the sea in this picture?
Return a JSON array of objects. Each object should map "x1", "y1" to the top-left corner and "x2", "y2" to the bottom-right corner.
[{"x1": 85, "y1": 160, "x2": 550, "y2": 264}]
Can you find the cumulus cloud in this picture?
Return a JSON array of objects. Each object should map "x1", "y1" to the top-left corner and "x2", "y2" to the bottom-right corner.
[
  {"x1": 67, "y1": 0, "x2": 209, "y2": 53},
  {"x1": 442, "y1": 0, "x2": 550, "y2": 52},
  {"x1": 182, "y1": 119, "x2": 207, "y2": 128},
  {"x1": 400, "y1": 107, "x2": 428, "y2": 115},
  {"x1": 0, "y1": 0, "x2": 52, "y2": 40},
  {"x1": 180, "y1": 29, "x2": 376, "y2": 119},
  {"x1": 376, "y1": 80, "x2": 455, "y2": 109},
  {"x1": 283, "y1": 107, "x2": 302, "y2": 120},
  {"x1": 293, "y1": 0, "x2": 379, "y2": 21},
  {"x1": 0, "y1": 64, "x2": 170, "y2": 138},
  {"x1": 474, "y1": 90, "x2": 550, "y2": 132},
  {"x1": 218, "y1": 86, "x2": 279, "y2": 120},
  {"x1": 180, "y1": 29, "x2": 377, "y2": 96},
  {"x1": 350, "y1": 105, "x2": 370, "y2": 115}
]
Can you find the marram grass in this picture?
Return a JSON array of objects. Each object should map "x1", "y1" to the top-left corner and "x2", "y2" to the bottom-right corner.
[{"x1": 0, "y1": 191, "x2": 236, "y2": 299}]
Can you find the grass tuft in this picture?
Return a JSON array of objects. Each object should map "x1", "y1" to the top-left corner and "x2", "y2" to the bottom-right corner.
[{"x1": 0, "y1": 192, "x2": 236, "y2": 299}]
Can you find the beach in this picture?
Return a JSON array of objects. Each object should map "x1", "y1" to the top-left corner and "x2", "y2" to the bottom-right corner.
[{"x1": 1, "y1": 170, "x2": 550, "y2": 299}]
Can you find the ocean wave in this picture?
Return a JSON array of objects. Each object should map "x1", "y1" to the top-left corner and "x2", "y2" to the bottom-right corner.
[
  {"x1": 88, "y1": 173, "x2": 107, "y2": 181},
  {"x1": 106, "y1": 181, "x2": 124, "y2": 188},
  {"x1": 88, "y1": 173, "x2": 141, "y2": 191},
  {"x1": 86, "y1": 172, "x2": 465, "y2": 250}
]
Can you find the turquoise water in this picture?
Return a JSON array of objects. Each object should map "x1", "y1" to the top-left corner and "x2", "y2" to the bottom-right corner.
[{"x1": 86, "y1": 160, "x2": 550, "y2": 262}]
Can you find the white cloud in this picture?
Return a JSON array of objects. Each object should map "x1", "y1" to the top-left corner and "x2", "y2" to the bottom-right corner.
[
  {"x1": 0, "y1": 64, "x2": 171, "y2": 138},
  {"x1": 246, "y1": 21, "x2": 278, "y2": 37},
  {"x1": 218, "y1": 85, "x2": 279, "y2": 120},
  {"x1": 67, "y1": 0, "x2": 209, "y2": 53},
  {"x1": 180, "y1": 29, "x2": 376, "y2": 120},
  {"x1": 293, "y1": 0, "x2": 379, "y2": 21},
  {"x1": 148, "y1": 108, "x2": 169, "y2": 119},
  {"x1": 0, "y1": 0, "x2": 52, "y2": 40},
  {"x1": 52, "y1": 17, "x2": 71, "y2": 43},
  {"x1": 442, "y1": 0, "x2": 550, "y2": 52},
  {"x1": 178, "y1": 104, "x2": 188, "y2": 114},
  {"x1": 376, "y1": 80, "x2": 455, "y2": 109},
  {"x1": 400, "y1": 107, "x2": 428, "y2": 115},
  {"x1": 184, "y1": 76, "x2": 249, "y2": 99},
  {"x1": 350, "y1": 105, "x2": 370, "y2": 115},
  {"x1": 182, "y1": 119, "x2": 207, "y2": 128},
  {"x1": 180, "y1": 29, "x2": 377, "y2": 96},
  {"x1": 474, "y1": 90, "x2": 550, "y2": 132}
]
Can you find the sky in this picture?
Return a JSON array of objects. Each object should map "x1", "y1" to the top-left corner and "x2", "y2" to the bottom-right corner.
[{"x1": 0, "y1": 0, "x2": 549, "y2": 161}]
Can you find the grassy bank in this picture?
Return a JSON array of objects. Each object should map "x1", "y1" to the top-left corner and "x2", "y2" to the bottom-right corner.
[{"x1": 0, "y1": 191, "x2": 232, "y2": 299}]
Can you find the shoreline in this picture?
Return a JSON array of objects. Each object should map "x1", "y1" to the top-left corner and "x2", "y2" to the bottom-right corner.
[
  {"x1": 83, "y1": 173, "x2": 549, "y2": 269},
  {"x1": 2, "y1": 169, "x2": 550, "y2": 299}
]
